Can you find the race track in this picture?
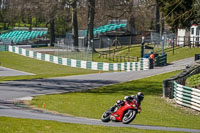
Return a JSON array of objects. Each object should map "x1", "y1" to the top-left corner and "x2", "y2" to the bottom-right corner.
[{"x1": 0, "y1": 57, "x2": 200, "y2": 132}]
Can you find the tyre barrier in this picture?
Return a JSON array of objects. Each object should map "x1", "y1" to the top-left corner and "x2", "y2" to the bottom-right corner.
[
  {"x1": 7, "y1": 45, "x2": 149, "y2": 71},
  {"x1": 174, "y1": 81, "x2": 200, "y2": 111}
]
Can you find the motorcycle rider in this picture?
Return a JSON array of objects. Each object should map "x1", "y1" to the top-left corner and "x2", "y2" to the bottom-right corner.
[
  {"x1": 109, "y1": 92, "x2": 144, "y2": 113},
  {"x1": 128, "y1": 92, "x2": 144, "y2": 113}
]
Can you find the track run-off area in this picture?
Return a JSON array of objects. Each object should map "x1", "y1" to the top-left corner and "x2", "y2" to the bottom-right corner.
[{"x1": 0, "y1": 57, "x2": 200, "y2": 133}]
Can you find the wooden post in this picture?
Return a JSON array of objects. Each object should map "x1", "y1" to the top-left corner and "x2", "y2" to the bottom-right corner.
[
  {"x1": 129, "y1": 36, "x2": 132, "y2": 52},
  {"x1": 188, "y1": 36, "x2": 190, "y2": 47},
  {"x1": 109, "y1": 45, "x2": 111, "y2": 57}
]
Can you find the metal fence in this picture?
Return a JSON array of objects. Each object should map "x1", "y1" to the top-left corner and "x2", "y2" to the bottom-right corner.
[
  {"x1": 0, "y1": 39, "x2": 12, "y2": 45},
  {"x1": 0, "y1": 44, "x2": 8, "y2": 51},
  {"x1": 93, "y1": 36, "x2": 133, "y2": 49},
  {"x1": 146, "y1": 32, "x2": 176, "y2": 49},
  {"x1": 54, "y1": 41, "x2": 92, "y2": 61},
  {"x1": 177, "y1": 36, "x2": 200, "y2": 47}
]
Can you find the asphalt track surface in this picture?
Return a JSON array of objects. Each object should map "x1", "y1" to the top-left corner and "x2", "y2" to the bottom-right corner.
[
  {"x1": 0, "y1": 66, "x2": 34, "y2": 76},
  {"x1": 0, "y1": 57, "x2": 200, "y2": 133}
]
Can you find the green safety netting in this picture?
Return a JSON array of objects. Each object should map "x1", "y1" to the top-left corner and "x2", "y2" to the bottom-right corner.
[{"x1": 0, "y1": 30, "x2": 47, "y2": 43}]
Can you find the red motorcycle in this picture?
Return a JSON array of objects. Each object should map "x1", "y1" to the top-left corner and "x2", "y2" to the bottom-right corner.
[{"x1": 101, "y1": 99, "x2": 139, "y2": 124}]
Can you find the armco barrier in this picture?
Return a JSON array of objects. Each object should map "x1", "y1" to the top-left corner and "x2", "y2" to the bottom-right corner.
[
  {"x1": 174, "y1": 81, "x2": 200, "y2": 111},
  {"x1": 8, "y1": 46, "x2": 149, "y2": 71}
]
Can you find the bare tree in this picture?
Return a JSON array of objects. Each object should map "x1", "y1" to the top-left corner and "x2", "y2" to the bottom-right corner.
[
  {"x1": 0, "y1": 0, "x2": 21, "y2": 29},
  {"x1": 66, "y1": 0, "x2": 79, "y2": 48},
  {"x1": 86, "y1": 0, "x2": 95, "y2": 51}
]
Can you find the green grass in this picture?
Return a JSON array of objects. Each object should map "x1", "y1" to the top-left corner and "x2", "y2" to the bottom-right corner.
[
  {"x1": 0, "y1": 52, "x2": 96, "y2": 81},
  {"x1": 119, "y1": 46, "x2": 200, "y2": 63},
  {"x1": 31, "y1": 70, "x2": 200, "y2": 129},
  {"x1": 93, "y1": 45, "x2": 140, "y2": 63},
  {"x1": 186, "y1": 73, "x2": 200, "y2": 87},
  {"x1": 94, "y1": 45, "x2": 200, "y2": 63},
  {"x1": 92, "y1": 53, "x2": 117, "y2": 63},
  {"x1": 117, "y1": 45, "x2": 141, "y2": 57},
  {"x1": 163, "y1": 47, "x2": 200, "y2": 62},
  {"x1": 0, "y1": 117, "x2": 182, "y2": 133}
]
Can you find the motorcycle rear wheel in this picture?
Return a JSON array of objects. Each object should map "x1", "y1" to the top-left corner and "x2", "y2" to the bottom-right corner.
[
  {"x1": 101, "y1": 112, "x2": 111, "y2": 122},
  {"x1": 122, "y1": 109, "x2": 137, "y2": 124}
]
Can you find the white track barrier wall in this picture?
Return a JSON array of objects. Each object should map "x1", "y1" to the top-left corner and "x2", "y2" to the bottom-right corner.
[
  {"x1": 174, "y1": 81, "x2": 200, "y2": 111},
  {"x1": 8, "y1": 46, "x2": 149, "y2": 71}
]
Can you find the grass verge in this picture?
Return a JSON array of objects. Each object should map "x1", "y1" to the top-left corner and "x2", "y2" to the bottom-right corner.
[
  {"x1": 186, "y1": 73, "x2": 200, "y2": 88},
  {"x1": 30, "y1": 70, "x2": 200, "y2": 129},
  {"x1": 95, "y1": 45, "x2": 200, "y2": 63},
  {"x1": 0, "y1": 52, "x2": 97, "y2": 81},
  {"x1": 0, "y1": 117, "x2": 184, "y2": 133}
]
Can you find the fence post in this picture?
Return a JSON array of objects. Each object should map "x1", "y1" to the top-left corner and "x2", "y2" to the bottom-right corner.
[
  {"x1": 184, "y1": 36, "x2": 185, "y2": 47},
  {"x1": 141, "y1": 36, "x2": 145, "y2": 58},
  {"x1": 162, "y1": 36, "x2": 164, "y2": 55}
]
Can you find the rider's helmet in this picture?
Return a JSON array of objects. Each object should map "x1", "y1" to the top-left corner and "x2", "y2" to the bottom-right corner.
[
  {"x1": 130, "y1": 95, "x2": 135, "y2": 99},
  {"x1": 124, "y1": 96, "x2": 129, "y2": 101},
  {"x1": 136, "y1": 92, "x2": 144, "y2": 102},
  {"x1": 116, "y1": 100, "x2": 121, "y2": 105}
]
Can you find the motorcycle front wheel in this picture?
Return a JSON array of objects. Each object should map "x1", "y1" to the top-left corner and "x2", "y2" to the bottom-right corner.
[
  {"x1": 122, "y1": 109, "x2": 137, "y2": 124},
  {"x1": 101, "y1": 112, "x2": 111, "y2": 122}
]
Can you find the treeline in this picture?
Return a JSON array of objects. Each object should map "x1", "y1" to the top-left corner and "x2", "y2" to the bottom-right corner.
[
  {"x1": 1, "y1": 0, "x2": 198, "y2": 48},
  {"x1": 0, "y1": 0, "x2": 160, "y2": 47},
  {"x1": 157, "y1": 0, "x2": 199, "y2": 32}
]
